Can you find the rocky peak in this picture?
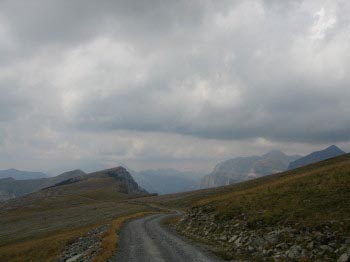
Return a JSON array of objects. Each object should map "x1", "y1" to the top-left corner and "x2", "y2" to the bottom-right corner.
[
  {"x1": 325, "y1": 145, "x2": 344, "y2": 153},
  {"x1": 91, "y1": 166, "x2": 147, "y2": 194},
  {"x1": 103, "y1": 167, "x2": 131, "y2": 179}
]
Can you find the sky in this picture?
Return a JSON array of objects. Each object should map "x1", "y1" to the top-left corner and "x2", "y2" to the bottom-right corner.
[{"x1": 0, "y1": 0, "x2": 349, "y2": 174}]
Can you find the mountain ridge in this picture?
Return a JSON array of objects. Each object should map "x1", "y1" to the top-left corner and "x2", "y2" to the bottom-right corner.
[
  {"x1": 287, "y1": 145, "x2": 345, "y2": 170},
  {"x1": 0, "y1": 168, "x2": 47, "y2": 180},
  {"x1": 0, "y1": 169, "x2": 87, "y2": 201}
]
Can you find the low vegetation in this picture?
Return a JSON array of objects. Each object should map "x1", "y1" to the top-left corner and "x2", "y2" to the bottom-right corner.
[
  {"x1": 0, "y1": 224, "x2": 96, "y2": 262},
  {"x1": 199, "y1": 155, "x2": 350, "y2": 229}
]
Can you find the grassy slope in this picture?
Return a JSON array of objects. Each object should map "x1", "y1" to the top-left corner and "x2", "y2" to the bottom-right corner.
[
  {"x1": 0, "y1": 173, "x2": 151, "y2": 262},
  {"x1": 144, "y1": 154, "x2": 350, "y2": 233}
]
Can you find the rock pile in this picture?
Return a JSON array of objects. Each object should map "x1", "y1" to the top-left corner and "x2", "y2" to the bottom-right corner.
[
  {"x1": 176, "y1": 207, "x2": 350, "y2": 261},
  {"x1": 60, "y1": 225, "x2": 108, "y2": 262}
]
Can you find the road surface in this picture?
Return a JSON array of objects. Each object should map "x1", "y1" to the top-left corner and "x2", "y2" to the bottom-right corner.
[{"x1": 113, "y1": 213, "x2": 222, "y2": 262}]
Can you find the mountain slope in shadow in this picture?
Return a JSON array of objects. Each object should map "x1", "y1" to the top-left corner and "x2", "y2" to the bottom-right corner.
[{"x1": 288, "y1": 145, "x2": 345, "y2": 170}]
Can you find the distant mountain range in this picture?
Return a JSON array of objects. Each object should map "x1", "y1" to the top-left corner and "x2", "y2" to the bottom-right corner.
[
  {"x1": 287, "y1": 145, "x2": 345, "y2": 170},
  {"x1": 201, "y1": 150, "x2": 301, "y2": 189},
  {"x1": 130, "y1": 168, "x2": 204, "y2": 195},
  {"x1": 0, "y1": 169, "x2": 86, "y2": 201},
  {"x1": 1, "y1": 145, "x2": 346, "y2": 200},
  {"x1": 201, "y1": 145, "x2": 347, "y2": 189},
  {"x1": 0, "y1": 166, "x2": 201, "y2": 201},
  {"x1": 0, "y1": 169, "x2": 47, "y2": 180}
]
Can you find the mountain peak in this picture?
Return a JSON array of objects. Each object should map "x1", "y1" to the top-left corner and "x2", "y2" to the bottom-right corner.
[
  {"x1": 100, "y1": 166, "x2": 130, "y2": 178},
  {"x1": 263, "y1": 150, "x2": 286, "y2": 158},
  {"x1": 89, "y1": 166, "x2": 147, "y2": 194},
  {"x1": 325, "y1": 145, "x2": 344, "y2": 153},
  {"x1": 288, "y1": 145, "x2": 345, "y2": 170}
]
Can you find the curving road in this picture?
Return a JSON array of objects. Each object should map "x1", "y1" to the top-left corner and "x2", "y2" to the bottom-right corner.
[{"x1": 112, "y1": 214, "x2": 222, "y2": 262}]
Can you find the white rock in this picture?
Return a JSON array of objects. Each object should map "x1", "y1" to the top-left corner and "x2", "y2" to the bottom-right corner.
[
  {"x1": 229, "y1": 235, "x2": 238, "y2": 243},
  {"x1": 338, "y1": 253, "x2": 349, "y2": 262}
]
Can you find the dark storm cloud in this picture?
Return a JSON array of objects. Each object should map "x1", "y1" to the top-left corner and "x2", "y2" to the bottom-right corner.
[
  {"x1": 0, "y1": 0, "x2": 350, "y2": 171},
  {"x1": 75, "y1": 79, "x2": 350, "y2": 143},
  {"x1": 0, "y1": 0, "x2": 216, "y2": 51},
  {"x1": 59, "y1": 0, "x2": 349, "y2": 143}
]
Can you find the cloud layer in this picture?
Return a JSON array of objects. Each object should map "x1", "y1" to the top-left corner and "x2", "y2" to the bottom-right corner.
[{"x1": 0, "y1": 0, "x2": 349, "y2": 173}]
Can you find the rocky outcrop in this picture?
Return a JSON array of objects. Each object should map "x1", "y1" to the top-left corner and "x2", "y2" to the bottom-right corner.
[
  {"x1": 44, "y1": 176, "x2": 84, "y2": 189},
  {"x1": 60, "y1": 225, "x2": 108, "y2": 262},
  {"x1": 90, "y1": 167, "x2": 147, "y2": 194},
  {"x1": 176, "y1": 207, "x2": 350, "y2": 261}
]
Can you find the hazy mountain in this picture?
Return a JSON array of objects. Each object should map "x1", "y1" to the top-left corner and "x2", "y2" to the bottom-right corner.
[
  {"x1": 201, "y1": 150, "x2": 300, "y2": 189},
  {"x1": 0, "y1": 169, "x2": 86, "y2": 201},
  {"x1": 287, "y1": 145, "x2": 346, "y2": 170},
  {"x1": 130, "y1": 168, "x2": 204, "y2": 195},
  {"x1": 0, "y1": 169, "x2": 47, "y2": 180}
]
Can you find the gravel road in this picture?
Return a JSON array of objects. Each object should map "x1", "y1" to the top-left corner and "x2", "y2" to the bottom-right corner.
[{"x1": 112, "y1": 213, "x2": 222, "y2": 262}]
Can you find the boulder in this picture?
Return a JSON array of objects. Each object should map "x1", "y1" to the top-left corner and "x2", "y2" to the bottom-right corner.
[{"x1": 338, "y1": 253, "x2": 349, "y2": 262}]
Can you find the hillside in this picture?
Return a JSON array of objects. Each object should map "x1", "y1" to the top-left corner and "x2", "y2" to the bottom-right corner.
[
  {"x1": 0, "y1": 166, "x2": 150, "y2": 262},
  {"x1": 288, "y1": 145, "x2": 345, "y2": 170},
  {"x1": 2, "y1": 157, "x2": 350, "y2": 262},
  {"x1": 131, "y1": 168, "x2": 203, "y2": 194},
  {"x1": 0, "y1": 169, "x2": 86, "y2": 201},
  {"x1": 141, "y1": 154, "x2": 350, "y2": 261},
  {"x1": 0, "y1": 169, "x2": 47, "y2": 180},
  {"x1": 201, "y1": 150, "x2": 300, "y2": 188}
]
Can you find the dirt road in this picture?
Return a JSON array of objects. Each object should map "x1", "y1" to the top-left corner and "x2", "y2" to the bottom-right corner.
[{"x1": 113, "y1": 213, "x2": 222, "y2": 262}]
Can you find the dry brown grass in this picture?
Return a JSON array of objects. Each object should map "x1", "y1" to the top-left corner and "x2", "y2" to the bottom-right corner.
[
  {"x1": 94, "y1": 212, "x2": 151, "y2": 262},
  {"x1": 0, "y1": 224, "x2": 97, "y2": 262}
]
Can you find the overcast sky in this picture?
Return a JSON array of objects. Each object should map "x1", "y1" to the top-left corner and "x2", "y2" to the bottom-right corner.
[{"x1": 0, "y1": 0, "x2": 349, "y2": 174}]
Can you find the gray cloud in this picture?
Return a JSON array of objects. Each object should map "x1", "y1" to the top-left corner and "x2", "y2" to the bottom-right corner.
[{"x1": 0, "y1": 0, "x2": 349, "y2": 172}]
